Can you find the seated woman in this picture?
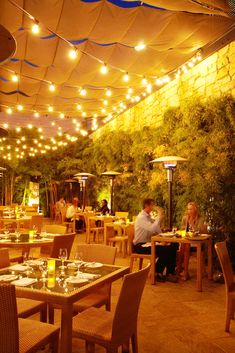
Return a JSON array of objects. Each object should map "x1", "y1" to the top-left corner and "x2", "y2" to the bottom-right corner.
[{"x1": 177, "y1": 202, "x2": 207, "y2": 280}]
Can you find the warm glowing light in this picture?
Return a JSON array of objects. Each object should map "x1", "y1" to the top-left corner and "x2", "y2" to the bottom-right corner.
[
  {"x1": 134, "y1": 42, "x2": 146, "y2": 51},
  {"x1": 135, "y1": 96, "x2": 140, "y2": 102},
  {"x1": 141, "y1": 77, "x2": 148, "y2": 86},
  {"x1": 16, "y1": 127, "x2": 21, "y2": 132},
  {"x1": 106, "y1": 89, "x2": 112, "y2": 96},
  {"x1": 163, "y1": 76, "x2": 170, "y2": 83},
  {"x1": 31, "y1": 23, "x2": 40, "y2": 34},
  {"x1": 49, "y1": 83, "x2": 56, "y2": 92},
  {"x1": 3, "y1": 123, "x2": 8, "y2": 129},
  {"x1": 51, "y1": 122, "x2": 55, "y2": 126},
  {"x1": 59, "y1": 113, "x2": 65, "y2": 119},
  {"x1": 113, "y1": 106, "x2": 117, "y2": 111},
  {"x1": 188, "y1": 61, "x2": 194, "y2": 68},
  {"x1": 48, "y1": 106, "x2": 54, "y2": 112},
  {"x1": 21, "y1": 136, "x2": 25, "y2": 141},
  {"x1": 12, "y1": 74, "x2": 18, "y2": 82},
  {"x1": 17, "y1": 104, "x2": 23, "y2": 111},
  {"x1": 103, "y1": 100, "x2": 108, "y2": 106},
  {"x1": 126, "y1": 94, "x2": 131, "y2": 99},
  {"x1": 123, "y1": 72, "x2": 129, "y2": 82},
  {"x1": 80, "y1": 88, "x2": 87, "y2": 96},
  {"x1": 34, "y1": 112, "x2": 39, "y2": 118},
  {"x1": 100, "y1": 63, "x2": 108, "y2": 74},
  {"x1": 77, "y1": 104, "x2": 82, "y2": 110},
  {"x1": 82, "y1": 112, "x2": 87, "y2": 117},
  {"x1": 101, "y1": 108, "x2": 106, "y2": 113},
  {"x1": 38, "y1": 128, "x2": 43, "y2": 132},
  {"x1": 93, "y1": 113, "x2": 98, "y2": 118},
  {"x1": 155, "y1": 78, "x2": 162, "y2": 85},
  {"x1": 6, "y1": 107, "x2": 12, "y2": 114},
  {"x1": 128, "y1": 87, "x2": 133, "y2": 94},
  {"x1": 68, "y1": 47, "x2": 78, "y2": 60},
  {"x1": 27, "y1": 124, "x2": 33, "y2": 129},
  {"x1": 146, "y1": 84, "x2": 152, "y2": 93}
]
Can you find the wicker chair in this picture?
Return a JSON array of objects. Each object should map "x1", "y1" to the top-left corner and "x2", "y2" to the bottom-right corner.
[
  {"x1": 127, "y1": 224, "x2": 151, "y2": 271},
  {"x1": 86, "y1": 217, "x2": 104, "y2": 244},
  {"x1": 45, "y1": 224, "x2": 67, "y2": 234},
  {"x1": 215, "y1": 241, "x2": 235, "y2": 332},
  {"x1": 107, "y1": 224, "x2": 129, "y2": 257},
  {"x1": 115, "y1": 211, "x2": 129, "y2": 220},
  {"x1": 72, "y1": 264, "x2": 150, "y2": 353},
  {"x1": 0, "y1": 248, "x2": 47, "y2": 322},
  {"x1": 0, "y1": 283, "x2": 59, "y2": 353},
  {"x1": 50, "y1": 232, "x2": 76, "y2": 258},
  {"x1": 49, "y1": 244, "x2": 117, "y2": 324},
  {"x1": 30, "y1": 215, "x2": 43, "y2": 232}
]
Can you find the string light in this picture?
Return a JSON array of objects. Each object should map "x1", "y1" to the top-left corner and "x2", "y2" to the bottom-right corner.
[
  {"x1": 128, "y1": 87, "x2": 133, "y2": 94},
  {"x1": 34, "y1": 112, "x2": 39, "y2": 117},
  {"x1": 134, "y1": 42, "x2": 146, "y2": 51},
  {"x1": 59, "y1": 113, "x2": 65, "y2": 119},
  {"x1": 12, "y1": 73, "x2": 19, "y2": 82},
  {"x1": 103, "y1": 100, "x2": 108, "y2": 106},
  {"x1": 3, "y1": 123, "x2": 8, "y2": 129},
  {"x1": 106, "y1": 89, "x2": 112, "y2": 96},
  {"x1": 6, "y1": 107, "x2": 12, "y2": 114},
  {"x1": 49, "y1": 83, "x2": 56, "y2": 92},
  {"x1": 100, "y1": 63, "x2": 108, "y2": 75},
  {"x1": 27, "y1": 124, "x2": 33, "y2": 129},
  {"x1": 68, "y1": 47, "x2": 78, "y2": 60},
  {"x1": 141, "y1": 77, "x2": 148, "y2": 86},
  {"x1": 31, "y1": 23, "x2": 40, "y2": 34},
  {"x1": 48, "y1": 106, "x2": 54, "y2": 112},
  {"x1": 16, "y1": 127, "x2": 21, "y2": 132},
  {"x1": 76, "y1": 104, "x2": 82, "y2": 110},
  {"x1": 82, "y1": 112, "x2": 87, "y2": 117},
  {"x1": 79, "y1": 88, "x2": 87, "y2": 96},
  {"x1": 123, "y1": 72, "x2": 129, "y2": 82},
  {"x1": 17, "y1": 104, "x2": 23, "y2": 111}
]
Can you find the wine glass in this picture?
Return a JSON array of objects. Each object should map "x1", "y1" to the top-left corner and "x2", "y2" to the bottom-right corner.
[
  {"x1": 73, "y1": 252, "x2": 83, "y2": 268},
  {"x1": 3, "y1": 229, "x2": 10, "y2": 238},
  {"x1": 15, "y1": 230, "x2": 21, "y2": 242},
  {"x1": 59, "y1": 248, "x2": 68, "y2": 269},
  {"x1": 39, "y1": 258, "x2": 48, "y2": 280}
]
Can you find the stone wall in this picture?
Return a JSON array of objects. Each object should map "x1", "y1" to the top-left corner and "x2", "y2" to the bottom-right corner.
[{"x1": 93, "y1": 41, "x2": 235, "y2": 139}]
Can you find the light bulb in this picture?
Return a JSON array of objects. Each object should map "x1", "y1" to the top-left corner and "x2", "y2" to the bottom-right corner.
[
  {"x1": 3, "y1": 123, "x2": 8, "y2": 129},
  {"x1": 34, "y1": 112, "x2": 39, "y2": 118},
  {"x1": 93, "y1": 113, "x2": 98, "y2": 118},
  {"x1": 146, "y1": 84, "x2": 152, "y2": 93},
  {"x1": 80, "y1": 88, "x2": 87, "y2": 96},
  {"x1": 82, "y1": 112, "x2": 87, "y2": 117},
  {"x1": 6, "y1": 107, "x2": 12, "y2": 114},
  {"x1": 27, "y1": 124, "x2": 33, "y2": 129},
  {"x1": 123, "y1": 73, "x2": 129, "y2": 82},
  {"x1": 12, "y1": 74, "x2": 18, "y2": 82},
  {"x1": 68, "y1": 47, "x2": 78, "y2": 60},
  {"x1": 100, "y1": 63, "x2": 108, "y2": 75},
  {"x1": 76, "y1": 104, "x2": 82, "y2": 110},
  {"x1": 16, "y1": 127, "x2": 21, "y2": 132},
  {"x1": 59, "y1": 113, "x2": 65, "y2": 119},
  {"x1": 141, "y1": 77, "x2": 148, "y2": 86},
  {"x1": 48, "y1": 106, "x2": 53, "y2": 112},
  {"x1": 103, "y1": 100, "x2": 108, "y2": 106},
  {"x1": 128, "y1": 87, "x2": 133, "y2": 94},
  {"x1": 106, "y1": 89, "x2": 112, "y2": 96},
  {"x1": 17, "y1": 104, "x2": 23, "y2": 111},
  {"x1": 32, "y1": 23, "x2": 40, "y2": 34},
  {"x1": 49, "y1": 83, "x2": 55, "y2": 92},
  {"x1": 51, "y1": 122, "x2": 55, "y2": 126},
  {"x1": 134, "y1": 42, "x2": 146, "y2": 51},
  {"x1": 155, "y1": 78, "x2": 162, "y2": 85}
]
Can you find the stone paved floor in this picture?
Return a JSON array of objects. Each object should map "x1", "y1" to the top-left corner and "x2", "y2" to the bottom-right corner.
[{"x1": 10, "y1": 230, "x2": 235, "y2": 353}]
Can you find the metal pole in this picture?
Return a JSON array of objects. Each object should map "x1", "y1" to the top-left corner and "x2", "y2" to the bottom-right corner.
[
  {"x1": 83, "y1": 180, "x2": 86, "y2": 211},
  {"x1": 110, "y1": 178, "x2": 114, "y2": 215},
  {"x1": 167, "y1": 168, "x2": 173, "y2": 229}
]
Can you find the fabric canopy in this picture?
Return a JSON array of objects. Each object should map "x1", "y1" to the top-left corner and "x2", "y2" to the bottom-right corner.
[{"x1": 0, "y1": 0, "x2": 234, "y2": 134}]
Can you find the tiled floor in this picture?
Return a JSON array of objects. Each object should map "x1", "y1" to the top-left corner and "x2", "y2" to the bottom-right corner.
[{"x1": 11, "y1": 228, "x2": 235, "y2": 353}]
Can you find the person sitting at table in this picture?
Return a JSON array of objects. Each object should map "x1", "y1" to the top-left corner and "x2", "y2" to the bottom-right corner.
[
  {"x1": 134, "y1": 198, "x2": 178, "y2": 282},
  {"x1": 56, "y1": 196, "x2": 66, "y2": 211},
  {"x1": 177, "y1": 201, "x2": 207, "y2": 280},
  {"x1": 99, "y1": 199, "x2": 110, "y2": 215},
  {"x1": 66, "y1": 198, "x2": 83, "y2": 232}
]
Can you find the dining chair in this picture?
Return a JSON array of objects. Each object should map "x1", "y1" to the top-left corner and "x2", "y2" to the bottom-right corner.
[
  {"x1": 107, "y1": 224, "x2": 129, "y2": 257},
  {"x1": 0, "y1": 248, "x2": 47, "y2": 322},
  {"x1": 72, "y1": 264, "x2": 150, "y2": 353},
  {"x1": 0, "y1": 283, "x2": 59, "y2": 353},
  {"x1": 115, "y1": 211, "x2": 129, "y2": 220},
  {"x1": 215, "y1": 241, "x2": 235, "y2": 332},
  {"x1": 50, "y1": 232, "x2": 76, "y2": 258},
  {"x1": 45, "y1": 224, "x2": 67, "y2": 234},
  {"x1": 127, "y1": 224, "x2": 151, "y2": 271},
  {"x1": 48, "y1": 244, "x2": 117, "y2": 324},
  {"x1": 30, "y1": 215, "x2": 43, "y2": 232},
  {"x1": 87, "y1": 217, "x2": 104, "y2": 243},
  {"x1": 61, "y1": 207, "x2": 76, "y2": 233}
]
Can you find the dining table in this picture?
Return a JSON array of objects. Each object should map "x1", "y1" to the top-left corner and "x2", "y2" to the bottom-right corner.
[
  {"x1": 151, "y1": 233, "x2": 212, "y2": 291},
  {"x1": 0, "y1": 215, "x2": 32, "y2": 229},
  {"x1": 0, "y1": 259, "x2": 129, "y2": 353}
]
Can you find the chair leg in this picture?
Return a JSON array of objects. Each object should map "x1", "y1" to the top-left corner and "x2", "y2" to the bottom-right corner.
[
  {"x1": 122, "y1": 340, "x2": 130, "y2": 352},
  {"x1": 48, "y1": 304, "x2": 55, "y2": 324},
  {"x1": 50, "y1": 330, "x2": 59, "y2": 353},
  {"x1": 139, "y1": 258, "x2": 143, "y2": 270},
  {"x1": 40, "y1": 303, "x2": 47, "y2": 323},
  {"x1": 130, "y1": 257, "x2": 134, "y2": 272},
  {"x1": 131, "y1": 333, "x2": 138, "y2": 353},
  {"x1": 225, "y1": 297, "x2": 232, "y2": 332},
  {"x1": 85, "y1": 341, "x2": 95, "y2": 353}
]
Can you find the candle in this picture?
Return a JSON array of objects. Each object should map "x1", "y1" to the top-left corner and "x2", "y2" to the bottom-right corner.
[
  {"x1": 47, "y1": 276, "x2": 56, "y2": 289},
  {"x1": 29, "y1": 230, "x2": 34, "y2": 242},
  {"x1": 47, "y1": 259, "x2": 56, "y2": 275}
]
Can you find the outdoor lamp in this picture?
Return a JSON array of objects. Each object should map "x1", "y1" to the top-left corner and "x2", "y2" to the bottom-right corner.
[
  {"x1": 101, "y1": 171, "x2": 121, "y2": 215},
  {"x1": 74, "y1": 173, "x2": 95, "y2": 210},
  {"x1": 150, "y1": 156, "x2": 187, "y2": 229}
]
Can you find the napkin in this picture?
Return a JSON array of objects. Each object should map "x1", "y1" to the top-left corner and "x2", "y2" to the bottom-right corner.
[
  {"x1": 10, "y1": 264, "x2": 30, "y2": 272},
  {"x1": 11, "y1": 278, "x2": 37, "y2": 287},
  {"x1": 141, "y1": 242, "x2": 151, "y2": 247},
  {"x1": 76, "y1": 272, "x2": 101, "y2": 280}
]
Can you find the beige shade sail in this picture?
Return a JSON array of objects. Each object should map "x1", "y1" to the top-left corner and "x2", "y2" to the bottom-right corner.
[{"x1": 0, "y1": 0, "x2": 234, "y2": 136}]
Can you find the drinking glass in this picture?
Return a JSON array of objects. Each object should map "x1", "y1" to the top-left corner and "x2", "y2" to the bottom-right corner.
[
  {"x1": 73, "y1": 252, "x2": 83, "y2": 267},
  {"x1": 15, "y1": 230, "x2": 21, "y2": 242},
  {"x1": 3, "y1": 229, "x2": 10, "y2": 237},
  {"x1": 39, "y1": 258, "x2": 48, "y2": 280},
  {"x1": 59, "y1": 248, "x2": 68, "y2": 269}
]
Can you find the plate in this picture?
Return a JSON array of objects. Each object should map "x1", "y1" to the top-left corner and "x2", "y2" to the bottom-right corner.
[
  {"x1": 67, "y1": 277, "x2": 88, "y2": 284},
  {"x1": 0, "y1": 274, "x2": 18, "y2": 282},
  {"x1": 159, "y1": 233, "x2": 175, "y2": 238},
  {"x1": 85, "y1": 262, "x2": 103, "y2": 268}
]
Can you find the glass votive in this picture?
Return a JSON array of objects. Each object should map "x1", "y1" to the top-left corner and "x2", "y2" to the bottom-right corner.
[
  {"x1": 47, "y1": 276, "x2": 56, "y2": 289},
  {"x1": 47, "y1": 259, "x2": 56, "y2": 275},
  {"x1": 29, "y1": 230, "x2": 34, "y2": 242}
]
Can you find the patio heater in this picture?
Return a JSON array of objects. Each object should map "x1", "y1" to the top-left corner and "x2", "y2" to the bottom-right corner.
[
  {"x1": 150, "y1": 156, "x2": 187, "y2": 229},
  {"x1": 64, "y1": 179, "x2": 78, "y2": 203},
  {"x1": 74, "y1": 173, "x2": 95, "y2": 210},
  {"x1": 101, "y1": 171, "x2": 121, "y2": 215},
  {"x1": 0, "y1": 167, "x2": 6, "y2": 205}
]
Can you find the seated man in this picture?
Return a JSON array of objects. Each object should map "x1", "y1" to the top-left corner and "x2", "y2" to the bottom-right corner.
[
  {"x1": 66, "y1": 198, "x2": 83, "y2": 232},
  {"x1": 134, "y1": 198, "x2": 178, "y2": 282}
]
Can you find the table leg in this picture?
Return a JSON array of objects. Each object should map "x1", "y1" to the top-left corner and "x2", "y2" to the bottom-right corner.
[
  {"x1": 60, "y1": 303, "x2": 73, "y2": 353},
  {"x1": 196, "y1": 243, "x2": 203, "y2": 292},
  {"x1": 151, "y1": 240, "x2": 156, "y2": 285},
  {"x1": 207, "y1": 238, "x2": 213, "y2": 280}
]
